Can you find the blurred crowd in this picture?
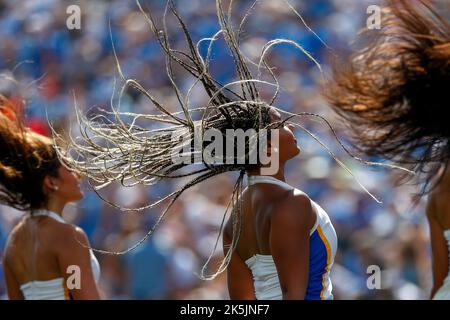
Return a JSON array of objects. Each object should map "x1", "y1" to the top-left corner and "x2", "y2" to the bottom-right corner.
[{"x1": 0, "y1": 0, "x2": 432, "y2": 299}]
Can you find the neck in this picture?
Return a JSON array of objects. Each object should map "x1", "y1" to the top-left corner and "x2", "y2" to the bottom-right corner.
[
  {"x1": 44, "y1": 199, "x2": 66, "y2": 216},
  {"x1": 247, "y1": 163, "x2": 286, "y2": 182}
]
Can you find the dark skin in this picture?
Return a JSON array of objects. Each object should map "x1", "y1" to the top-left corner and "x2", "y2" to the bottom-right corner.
[
  {"x1": 2, "y1": 166, "x2": 100, "y2": 300},
  {"x1": 426, "y1": 170, "x2": 450, "y2": 299},
  {"x1": 223, "y1": 108, "x2": 317, "y2": 300}
]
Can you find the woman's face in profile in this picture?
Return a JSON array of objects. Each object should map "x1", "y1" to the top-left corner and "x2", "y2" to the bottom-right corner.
[
  {"x1": 268, "y1": 108, "x2": 300, "y2": 162},
  {"x1": 52, "y1": 166, "x2": 84, "y2": 203}
]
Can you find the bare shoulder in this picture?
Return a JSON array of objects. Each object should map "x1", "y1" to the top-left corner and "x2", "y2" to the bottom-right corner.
[
  {"x1": 270, "y1": 192, "x2": 314, "y2": 228},
  {"x1": 53, "y1": 222, "x2": 90, "y2": 249},
  {"x1": 3, "y1": 217, "x2": 27, "y2": 255},
  {"x1": 428, "y1": 183, "x2": 450, "y2": 212},
  {"x1": 5, "y1": 217, "x2": 24, "y2": 241}
]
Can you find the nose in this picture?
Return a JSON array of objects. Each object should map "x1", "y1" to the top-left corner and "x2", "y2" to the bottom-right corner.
[
  {"x1": 287, "y1": 123, "x2": 295, "y2": 132},
  {"x1": 73, "y1": 171, "x2": 83, "y2": 181}
]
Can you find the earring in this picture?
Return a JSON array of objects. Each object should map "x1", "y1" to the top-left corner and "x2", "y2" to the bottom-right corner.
[{"x1": 53, "y1": 186, "x2": 59, "y2": 191}]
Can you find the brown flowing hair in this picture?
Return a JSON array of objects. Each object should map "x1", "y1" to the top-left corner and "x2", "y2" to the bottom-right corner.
[
  {"x1": 0, "y1": 97, "x2": 60, "y2": 211},
  {"x1": 326, "y1": 0, "x2": 450, "y2": 193}
]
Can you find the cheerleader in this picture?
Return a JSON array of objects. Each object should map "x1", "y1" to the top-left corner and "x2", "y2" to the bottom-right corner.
[
  {"x1": 0, "y1": 101, "x2": 101, "y2": 299},
  {"x1": 326, "y1": 0, "x2": 450, "y2": 299},
  {"x1": 223, "y1": 108, "x2": 337, "y2": 300}
]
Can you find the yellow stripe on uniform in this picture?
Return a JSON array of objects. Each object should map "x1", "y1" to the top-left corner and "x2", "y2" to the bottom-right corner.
[{"x1": 317, "y1": 225, "x2": 331, "y2": 300}]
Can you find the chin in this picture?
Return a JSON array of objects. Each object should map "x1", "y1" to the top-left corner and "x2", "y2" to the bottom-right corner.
[
  {"x1": 285, "y1": 149, "x2": 300, "y2": 161},
  {"x1": 74, "y1": 191, "x2": 84, "y2": 201}
]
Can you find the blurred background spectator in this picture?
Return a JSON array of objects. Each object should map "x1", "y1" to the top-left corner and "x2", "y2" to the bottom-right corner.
[{"x1": 0, "y1": 0, "x2": 431, "y2": 299}]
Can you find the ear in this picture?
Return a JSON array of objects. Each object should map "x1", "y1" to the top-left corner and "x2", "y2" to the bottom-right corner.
[
  {"x1": 43, "y1": 175, "x2": 57, "y2": 192},
  {"x1": 266, "y1": 131, "x2": 280, "y2": 156},
  {"x1": 265, "y1": 139, "x2": 273, "y2": 157}
]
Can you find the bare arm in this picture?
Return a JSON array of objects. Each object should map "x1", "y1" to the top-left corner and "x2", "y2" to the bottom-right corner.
[
  {"x1": 57, "y1": 225, "x2": 100, "y2": 300},
  {"x1": 426, "y1": 196, "x2": 449, "y2": 299},
  {"x1": 223, "y1": 224, "x2": 256, "y2": 300},
  {"x1": 270, "y1": 194, "x2": 315, "y2": 300},
  {"x1": 2, "y1": 257, "x2": 24, "y2": 300}
]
